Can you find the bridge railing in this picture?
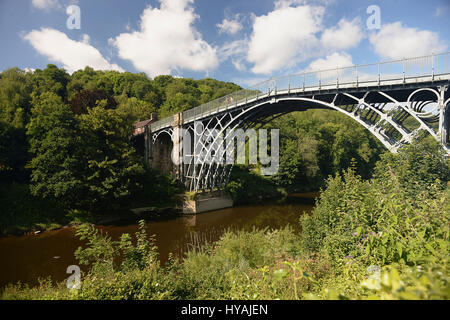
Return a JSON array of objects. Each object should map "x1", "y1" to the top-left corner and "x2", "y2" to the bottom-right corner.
[
  {"x1": 151, "y1": 52, "x2": 450, "y2": 131},
  {"x1": 150, "y1": 115, "x2": 174, "y2": 132}
]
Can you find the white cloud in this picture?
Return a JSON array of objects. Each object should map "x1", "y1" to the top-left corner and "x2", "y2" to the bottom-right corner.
[
  {"x1": 23, "y1": 28, "x2": 124, "y2": 73},
  {"x1": 32, "y1": 0, "x2": 60, "y2": 10},
  {"x1": 247, "y1": 4, "x2": 324, "y2": 74},
  {"x1": 111, "y1": 0, "x2": 218, "y2": 78},
  {"x1": 217, "y1": 39, "x2": 249, "y2": 71},
  {"x1": 274, "y1": 0, "x2": 305, "y2": 9},
  {"x1": 306, "y1": 52, "x2": 354, "y2": 71},
  {"x1": 304, "y1": 52, "x2": 360, "y2": 84},
  {"x1": 369, "y1": 22, "x2": 447, "y2": 60},
  {"x1": 218, "y1": 39, "x2": 248, "y2": 61},
  {"x1": 231, "y1": 76, "x2": 268, "y2": 88},
  {"x1": 321, "y1": 18, "x2": 364, "y2": 50},
  {"x1": 81, "y1": 34, "x2": 90, "y2": 44},
  {"x1": 232, "y1": 59, "x2": 246, "y2": 72},
  {"x1": 217, "y1": 16, "x2": 243, "y2": 35},
  {"x1": 274, "y1": 0, "x2": 333, "y2": 9}
]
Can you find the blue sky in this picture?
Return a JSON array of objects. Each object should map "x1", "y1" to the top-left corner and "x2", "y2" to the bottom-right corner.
[{"x1": 0, "y1": 0, "x2": 449, "y2": 87}]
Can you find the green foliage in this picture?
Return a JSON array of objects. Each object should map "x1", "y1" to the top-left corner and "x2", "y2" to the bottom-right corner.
[
  {"x1": 301, "y1": 137, "x2": 449, "y2": 265},
  {"x1": 77, "y1": 105, "x2": 145, "y2": 212},
  {"x1": 72, "y1": 220, "x2": 172, "y2": 300},
  {"x1": 0, "y1": 68, "x2": 33, "y2": 128},
  {"x1": 69, "y1": 89, "x2": 117, "y2": 115},
  {"x1": 359, "y1": 264, "x2": 449, "y2": 300},
  {"x1": 26, "y1": 92, "x2": 83, "y2": 207},
  {"x1": 0, "y1": 68, "x2": 33, "y2": 182},
  {"x1": 74, "y1": 220, "x2": 159, "y2": 275},
  {"x1": 227, "y1": 165, "x2": 285, "y2": 204},
  {"x1": 0, "y1": 183, "x2": 65, "y2": 236},
  {"x1": 270, "y1": 110, "x2": 384, "y2": 192},
  {"x1": 0, "y1": 65, "x2": 241, "y2": 232},
  {"x1": 0, "y1": 121, "x2": 29, "y2": 181},
  {"x1": 158, "y1": 77, "x2": 240, "y2": 118},
  {"x1": 374, "y1": 134, "x2": 450, "y2": 198},
  {"x1": 32, "y1": 65, "x2": 70, "y2": 100}
]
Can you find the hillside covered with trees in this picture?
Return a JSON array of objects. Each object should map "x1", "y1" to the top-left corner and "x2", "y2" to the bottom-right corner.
[
  {"x1": 0, "y1": 64, "x2": 389, "y2": 235},
  {"x1": 0, "y1": 65, "x2": 240, "y2": 234}
]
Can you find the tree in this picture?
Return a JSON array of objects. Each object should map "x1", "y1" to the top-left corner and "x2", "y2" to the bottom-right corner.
[
  {"x1": 0, "y1": 68, "x2": 33, "y2": 182},
  {"x1": 269, "y1": 110, "x2": 384, "y2": 192},
  {"x1": 26, "y1": 92, "x2": 83, "y2": 207},
  {"x1": 0, "y1": 68, "x2": 33, "y2": 128},
  {"x1": 69, "y1": 89, "x2": 117, "y2": 115},
  {"x1": 32, "y1": 65, "x2": 70, "y2": 101},
  {"x1": 77, "y1": 104, "x2": 145, "y2": 211},
  {"x1": 374, "y1": 134, "x2": 450, "y2": 198}
]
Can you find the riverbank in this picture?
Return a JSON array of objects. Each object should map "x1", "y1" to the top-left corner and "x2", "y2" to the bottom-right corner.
[
  {"x1": 2, "y1": 165, "x2": 448, "y2": 300},
  {"x1": 0, "y1": 195, "x2": 316, "y2": 289},
  {"x1": 1, "y1": 167, "x2": 301, "y2": 238},
  {"x1": 0, "y1": 182, "x2": 181, "y2": 237},
  {"x1": 0, "y1": 206, "x2": 181, "y2": 238}
]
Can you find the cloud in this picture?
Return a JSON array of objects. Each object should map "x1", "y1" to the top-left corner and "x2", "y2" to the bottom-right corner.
[
  {"x1": 306, "y1": 52, "x2": 354, "y2": 72},
  {"x1": 369, "y1": 22, "x2": 447, "y2": 60},
  {"x1": 31, "y1": 0, "x2": 60, "y2": 10},
  {"x1": 247, "y1": 4, "x2": 324, "y2": 74},
  {"x1": 231, "y1": 76, "x2": 268, "y2": 88},
  {"x1": 274, "y1": 0, "x2": 334, "y2": 9},
  {"x1": 304, "y1": 52, "x2": 361, "y2": 83},
  {"x1": 321, "y1": 18, "x2": 364, "y2": 50},
  {"x1": 217, "y1": 16, "x2": 243, "y2": 35},
  {"x1": 23, "y1": 28, "x2": 124, "y2": 73},
  {"x1": 111, "y1": 0, "x2": 218, "y2": 78},
  {"x1": 218, "y1": 39, "x2": 248, "y2": 71},
  {"x1": 218, "y1": 39, "x2": 248, "y2": 60}
]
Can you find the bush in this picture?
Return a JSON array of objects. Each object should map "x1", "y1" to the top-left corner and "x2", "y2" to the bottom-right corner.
[
  {"x1": 3, "y1": 139, "x2": 448, "y2": 300},
  {"x1": 227, "y1": 166, "x2": 285, "y2": 204}
]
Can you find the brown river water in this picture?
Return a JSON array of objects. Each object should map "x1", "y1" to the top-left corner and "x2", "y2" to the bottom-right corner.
[{"x1": 0, "y1": 193, "x2": 317, "y2": 289}]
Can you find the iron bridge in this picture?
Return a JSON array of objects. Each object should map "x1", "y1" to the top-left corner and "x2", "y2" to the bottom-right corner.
[{"x1": 141, "y1": 52, "x2": 450, "y2": 192}]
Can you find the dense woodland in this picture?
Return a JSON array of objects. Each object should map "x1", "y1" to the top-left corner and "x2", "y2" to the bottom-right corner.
[
  {"x1": 0, "y1": 65, "x2": 240, "y2": 234},
  {"x1": 0, "y1": 65, "x2": 448, "y2": 300}
]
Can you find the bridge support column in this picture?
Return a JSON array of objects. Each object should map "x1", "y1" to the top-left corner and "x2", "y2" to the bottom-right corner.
[
  {"x1": 172, "y1": 113, "x2": 184, "y2": 180},
  {"x1": 183, "y1": 191, "x2": 233, "y2": 214},
  {"x1": 144, "y1": 125, "x2": 153, "y2": 166},
  {"x1": 438, "y1": 86, "x2": 449, "y2": 148}
]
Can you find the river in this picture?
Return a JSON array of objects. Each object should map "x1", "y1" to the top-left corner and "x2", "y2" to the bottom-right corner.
[{"x1": 0, "y1": 193, "x2": 317, "y2": 289}]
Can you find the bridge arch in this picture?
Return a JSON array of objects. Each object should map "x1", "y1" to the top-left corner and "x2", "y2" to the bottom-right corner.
[
  {"x1": 185, "y1": 90, "x2": 443, "y2": 191},
  {"x1": 150, "y1": 87, "x2": 447, "y2": 192},
  {"x1": 147, "y1": 52, "x2": 450, "y2": 192}
]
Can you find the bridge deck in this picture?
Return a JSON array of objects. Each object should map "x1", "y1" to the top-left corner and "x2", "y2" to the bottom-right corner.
[{"x1": 150, "y1": 53, "x2": 450, "y2": 132}]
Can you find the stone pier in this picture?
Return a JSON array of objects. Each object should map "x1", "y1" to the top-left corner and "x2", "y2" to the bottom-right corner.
[{"x1": 182, "y1": 192, "x2": 233, "y2": 215}]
